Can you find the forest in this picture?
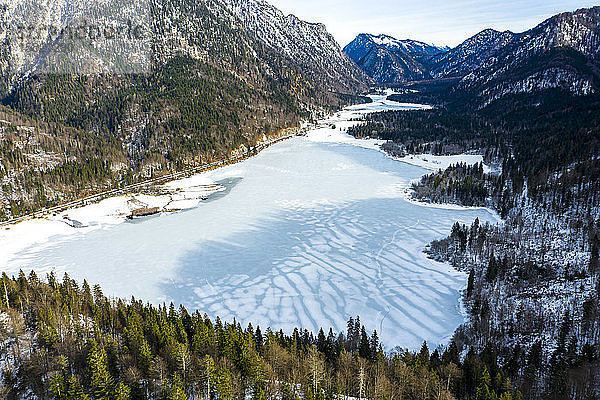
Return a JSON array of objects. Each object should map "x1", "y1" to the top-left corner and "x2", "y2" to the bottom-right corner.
[
  {"x1": 347, "y1": 89, "x2": 600, "y2": 399},
  {"x1": 410, "y1": 162, "x2": 491, "y2": 207},
  {"x1": 0, "y1": 271, "x2": 524, "y2": 400},
  {"x1": 427, "y1": 216, "x2": 600, "y2": 399}
]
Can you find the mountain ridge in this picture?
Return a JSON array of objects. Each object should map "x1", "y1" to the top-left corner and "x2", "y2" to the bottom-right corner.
[
  {"x1": 347, "y1": 6, "x2": 600, "y2": 109},
  {"x1": 343, "y1": 33, "x2": 448, "y2": 83},
  {"x1": 0, "y1": 0, "x2": 370, "y2": 220}
]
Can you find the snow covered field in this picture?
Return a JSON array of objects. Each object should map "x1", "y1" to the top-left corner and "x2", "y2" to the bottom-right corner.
[{"x1": 0, "y1": 94, "x2": 499, "y2": 349}]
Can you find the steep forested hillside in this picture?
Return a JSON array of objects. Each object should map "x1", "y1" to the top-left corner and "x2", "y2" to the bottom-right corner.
[
  {"x1": 348, "y1": 90, "x2": 600, "y2": 399},
  {"x1": 0, "y1": 0, "x2": 368, "y2": 221}
]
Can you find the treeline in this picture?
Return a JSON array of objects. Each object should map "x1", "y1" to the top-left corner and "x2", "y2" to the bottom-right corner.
[
  {"x1": 411, "y1": 162, "x2": 493, "y2": 207},
  {"x1": 0, "y1": 271, "x2": 527, "y2": 400},
  {"x1": 348, "y1": 109, "x2": 499, "y2": 157},
  {"x1": 428, "y1": 216, "x2": 600, "y2": 400},
  {"x1": 349, "y1": 91, "x2": 600, "y2": 214}
]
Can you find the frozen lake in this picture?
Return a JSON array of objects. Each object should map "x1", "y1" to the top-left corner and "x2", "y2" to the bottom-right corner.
[{"x1": 2, "y1": 97, "x2": 498, "y2": 349}]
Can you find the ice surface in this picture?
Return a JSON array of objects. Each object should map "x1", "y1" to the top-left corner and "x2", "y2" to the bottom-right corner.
[{"x1": 0, "y1": 95, "x2": 498, "y2": 349}]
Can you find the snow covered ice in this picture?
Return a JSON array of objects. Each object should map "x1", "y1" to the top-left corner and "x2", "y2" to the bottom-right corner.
[{"x1": 0, "y1": 95, "x2": 498, "y2": 349}]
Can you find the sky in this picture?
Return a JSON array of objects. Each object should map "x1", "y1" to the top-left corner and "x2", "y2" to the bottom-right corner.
[{"x1": 268, "y1": 0, "x2": 600, "y2": 48}]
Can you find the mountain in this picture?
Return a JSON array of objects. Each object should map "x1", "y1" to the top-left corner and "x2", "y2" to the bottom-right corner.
[
  {"x1": 223, "y1": 0, "x2": 369, "y2": 96},
  {"x1": 0, "y1": 0, "x2": 369, "y2": 220},
  {"x1": 1, "y1": 0, "x2": 367, "y2": 102},
  {"x1": 344, "y1": 33, "x2": 448, "y2": 62},
  {"x1": 350, "y1": 45, "x2": 432, "y2": 83},
  {"x1": 383, "y1": 7, "x2": 600, "y2": 109},
  {"x1": 453, "y1": 7, "x2": 600, "y2": 107},
  {"x1": 427, "y1": 29, "x2": 516, "y2": 79},
  {"x1": 343, "y1": 33, "x2": 448, "y2": 83},
  {"x1": 351, "y1": 8, "x2": 600, "y2": 108}
]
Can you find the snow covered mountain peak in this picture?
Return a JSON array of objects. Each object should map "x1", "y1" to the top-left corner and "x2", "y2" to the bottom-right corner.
[
  {"x1": 344, "y1": 33, "x2": 448, "y2": 62},
  {"x1": 343, "y1": 33, "x2": 449, "y2": 84},
  {"x1": 368, "y1": 34, "x2": 450, "y2": 55}
]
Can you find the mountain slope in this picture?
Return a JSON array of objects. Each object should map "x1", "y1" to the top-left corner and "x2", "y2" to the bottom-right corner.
[
  {"x1": 343, "y1": 33, "x2": 447, "y2": 84},
  {"x1": 352, "y1": 46, "x2": 431, "y2": 83},
  {"x1": 350, "y1": 7, "x2": 600, "y2": 108},
  {"x1": 387, "y1": 7, "x2": 600, "y2": 110},
  {"x1": 455, "y1": 7, "x2": 600, "y2": 107},
  {"x1": 223, "y1": 0, "x2": 370, "y2": 97},
  {"x1": 427, "y1": 29, "x2": 516, "y2": 79},
  {"x1": 0, "y1": 0, "x2": 369, "y2": 220}
]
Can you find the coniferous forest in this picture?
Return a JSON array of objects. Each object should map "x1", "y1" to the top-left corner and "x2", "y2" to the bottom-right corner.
[
  {"x1": 0, "y1": 271, "x2": 522, "y2": 400},
  {"x1": 347, "y1": 89, "x2": 600, "y2": 399}
]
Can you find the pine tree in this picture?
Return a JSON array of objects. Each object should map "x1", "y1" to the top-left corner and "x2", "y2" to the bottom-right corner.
[
  {"x1": 163, "y1": 373, "x2": 187, "y2": 400},
  {"x1": 113, "y1": 382, "x2": 131, "y2": 400},
  {"x1": 50, "y1": 372, "x2": 67, "y2": 400},
  {"x1": 486, "y1": 256, "x2": 498, "y2": 282},
  {"x1": 353, "y1": 317, "x2": 361, "y2": 352},
  {"x1": 442, "y1": 341, "x2": 461, "y2": 366},
  {"x1": 88, "y1": 340, "x2": 114, "y2": 400},
  {"x1": 475, "y1": 366, "x2": 492, "y2": 400},
  {"x1": 346, "y1": 317, "x2": 354, "y2": 352},
  {"x1": 214, "y1": 367, "x2": 233, "y2": 400},
  {"x1": 255, "y1": 326, "x2": 263, "y2": 349},
  {"x1": 139, "y1": 339, "x2": 153, "y2": 375},
  {"x1": 369, "y1": 330, "x2": 379, "y2": 358},
  {"x1": 317, "y1": 328, "x2": 326, "y2": 354}
]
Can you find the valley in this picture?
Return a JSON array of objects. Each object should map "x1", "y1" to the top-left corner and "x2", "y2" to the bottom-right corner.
[
  {"x1": 0, "y1": 95, "x2": 497, "y2": 350},
  {"x1": 1, "y1": 1, "x2": 600, "y2": 399}
]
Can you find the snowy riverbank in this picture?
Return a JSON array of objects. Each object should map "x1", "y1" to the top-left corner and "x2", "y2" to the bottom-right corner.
[{"x1": 0, "y1": 175, "x2": 225, "y2": 261}]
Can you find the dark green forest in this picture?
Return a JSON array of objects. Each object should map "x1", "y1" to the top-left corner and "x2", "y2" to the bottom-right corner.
[{"x1": 0, "y1": 272, "x2": 524, "y2": 400}]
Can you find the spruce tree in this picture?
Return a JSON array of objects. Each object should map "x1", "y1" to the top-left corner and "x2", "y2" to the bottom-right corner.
[
  {"x1": 590, "y1": 237, "x2": 599, "y2": 274},
  {"x1": 66, "y1": 375, "x2": 89, "y2": 400},
  {"x1": 467, "y1": 269, "x2": 476, "y2": 297},
  {"x1": 358, "y1": 327, "x2": 371, "y2": 359},
  {"x1": 163, "y1": 373, "x2": 187, "y2": 400},
  {"x1": 113, "y1": 382, "x2": 131, "y2": 400},
  {"x1": 418, "y1": 342, "x2": 430, "y2": 368},
  {"x1": 88, "y1": 340, "x2": 114, "y2": 400}
]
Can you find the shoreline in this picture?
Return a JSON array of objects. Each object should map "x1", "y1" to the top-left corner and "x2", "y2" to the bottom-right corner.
[
  {"x1": 0, "y1": 94, "x2": 500, "y2": 351},
  {"x1": 0, "y1": 128, "x2": 301, "y2": 228},
  {"x1": 1, "y1": 94, "x2": 501, "y2": 272}
]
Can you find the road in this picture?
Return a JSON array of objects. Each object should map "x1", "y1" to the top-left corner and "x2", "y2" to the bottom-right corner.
[{"x1": 0, "y1": 129, "x2": 301, "y2": 227}]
